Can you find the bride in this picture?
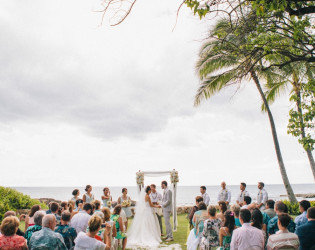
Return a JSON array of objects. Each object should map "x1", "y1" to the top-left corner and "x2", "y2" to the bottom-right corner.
[{"x1": 126, "y1": 185, "x2": 162, "y2": 249}]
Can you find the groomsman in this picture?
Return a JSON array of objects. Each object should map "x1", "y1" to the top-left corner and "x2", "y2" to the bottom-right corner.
[
  {"x1": 257, "y1": 182, "x2": 268, "y2": 210},
  {"x1": 150, "y1": 184, "x2": 163, "y2": 235},
  {"x1": 161, "y1": 181, "x2": 173, "y2": 242},
  {"x1": 217, "y1": 181, "x2": 231, "y2": 205},
  {"x1": 200, "y1": 186, "x2": 210, "y2": 206},
  {"x1": 236, "y1": 182, "x2": 250, "y2": 206}
]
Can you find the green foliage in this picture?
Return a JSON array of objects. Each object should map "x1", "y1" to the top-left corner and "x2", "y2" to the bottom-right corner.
[
  {"x1": 0, "y1": 186, "x2": 47, "y2": 222},
  {"x1": 282, "y1": 200, "x2": 315, "y2": 215},
  {"x1": 287, "y1": 80, "x2": 315, "y2": 151}
]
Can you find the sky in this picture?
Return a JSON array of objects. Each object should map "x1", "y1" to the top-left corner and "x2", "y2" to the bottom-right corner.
[{"x1": 0, "y1": 0, "x2": 313, "y2": 187}]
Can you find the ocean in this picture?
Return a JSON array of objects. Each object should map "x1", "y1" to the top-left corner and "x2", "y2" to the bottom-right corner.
[{"x1": 11, "y1": 184, "x2": 315, "y2": 206}]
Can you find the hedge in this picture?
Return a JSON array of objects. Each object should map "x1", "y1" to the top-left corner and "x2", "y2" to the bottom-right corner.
[
  {"x1": 282, "y1": 200, "x2": 315, "y2": 215},
  {"x1": 0, "y1": 186, "x2": 47, "y2": 222}
]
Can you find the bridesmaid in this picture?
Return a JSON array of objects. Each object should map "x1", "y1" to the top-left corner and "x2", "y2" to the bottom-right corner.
[
  {"x1": 101, "y1": 187, "x2": 112, "y2": 208},
  {"x1": 118, "y1": 188, "x2": 132, "y2": 229},
  {"x1": 83, "y1": 185, "x2": 94, "y2": 204}
]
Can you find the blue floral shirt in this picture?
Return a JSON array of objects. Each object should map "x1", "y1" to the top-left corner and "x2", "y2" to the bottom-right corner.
[
  {"x1": 267, "y1": 215, "x2": 296, "y2": 235},
  {"x1": 29, "y1": 227, "x2": 67, "y2": 250},
  {"x1": 55, "y1": 224, "x2": 77, "y2": 249},
  {"x1": 24, "y1": 225, "x2": 42, "y2": 242},
  {"x1": 294, "y1": 211, "x2": 308, "y2": 231}
]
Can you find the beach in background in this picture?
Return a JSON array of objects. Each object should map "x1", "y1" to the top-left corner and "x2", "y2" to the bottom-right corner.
[{"x1": 12, "y1": 183, "x2": 315, "y2": 206}]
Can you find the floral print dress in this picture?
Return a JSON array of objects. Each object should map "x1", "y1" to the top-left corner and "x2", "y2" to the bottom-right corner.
[{"x1": 200, "y1": 218, "x2": 222, "y2": 250}]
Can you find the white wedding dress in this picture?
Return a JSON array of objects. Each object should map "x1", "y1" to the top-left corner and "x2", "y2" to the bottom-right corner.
[{"x1": 126, "y1": 189, "x2": 162, "y2": 249}]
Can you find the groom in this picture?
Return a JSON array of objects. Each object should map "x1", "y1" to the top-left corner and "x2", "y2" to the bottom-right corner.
[{"x1": 161, "y1": 180, "x2": 173, "y2": 242}]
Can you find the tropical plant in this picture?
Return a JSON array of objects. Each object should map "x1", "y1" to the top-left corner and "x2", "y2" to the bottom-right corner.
[
  {"x1": 263, "y1": 62, "x2": 315, "y2": 181},
  {"x1": 194, "y1": 17, "x2": 298, "y2": 203}
]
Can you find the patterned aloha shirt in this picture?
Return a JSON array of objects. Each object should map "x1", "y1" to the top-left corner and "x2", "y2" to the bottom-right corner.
[
  {"x1": 267, "y1": 215, "x2": 296, "y2": 235},
  {"x1": 200, "y1": 218, "x2": 222, "y2": 250},
  {"x1": 0, "y1": 234, "x2": 26, "y2": 249},
  {"x1": 29, "y1": 227, "x2": 67, "y2": 250},
  {"x1": 55, "y1": 224, "x2": 77, "y2": 249},
  {"x1": 24, "y1": 225, "x2": 42, "y2": 242}
]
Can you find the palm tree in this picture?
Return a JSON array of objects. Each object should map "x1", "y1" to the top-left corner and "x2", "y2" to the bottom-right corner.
[
  {"x1": 263, "y1": 62, "x2": 315, "y2": 181},
  {"x1": 195, "y1": 18, "x2": 298, "y2": 203}
]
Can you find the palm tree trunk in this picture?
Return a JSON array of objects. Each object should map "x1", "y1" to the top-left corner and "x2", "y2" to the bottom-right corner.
[
  {"x1": 296, "y1": 90, "x2": 315, "y2": 181},
  {"x1": 250, "y1": 69, "x2": 298, "y2": 203}
]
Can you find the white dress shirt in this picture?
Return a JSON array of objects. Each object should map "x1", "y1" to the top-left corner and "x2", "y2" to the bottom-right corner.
[
  {"x1": 150, "y1": 191, "x2": 162, "y2": 203},
  {"x1": 257, "y1": 188, "x2": 268, "y2": 206},
  {"x1": 70, "y1": 211, "x2": 91, "y2": 234},
  {"x1": 202, "y1": 193, "x2": 210, "y2": 206},
  {"x1": 217, "y1": 189, "x2": 231, "y2": 203}
]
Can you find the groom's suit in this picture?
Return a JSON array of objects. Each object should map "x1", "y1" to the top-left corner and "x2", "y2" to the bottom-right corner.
[{"x1": 162, "y1": 187, "x2": 173, "y2": 239}]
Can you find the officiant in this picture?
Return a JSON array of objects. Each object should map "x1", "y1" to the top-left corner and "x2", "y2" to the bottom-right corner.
[{"x1": 150, "y1": 184, "x2": 163, "y2": 235}]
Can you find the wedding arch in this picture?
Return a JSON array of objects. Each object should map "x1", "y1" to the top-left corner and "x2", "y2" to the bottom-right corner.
[{"x1": 136, "y1": 169, "x2": 179, "y2": 231}]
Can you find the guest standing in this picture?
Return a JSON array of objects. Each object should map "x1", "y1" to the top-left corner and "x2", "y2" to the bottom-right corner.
[
  {"x1": 83, "y1": 185, "x2": 94, "y2": 204},
  {"x1": 102, "y1": 187, "x2": 112, "y2": 208},
  {"x1": 200, "y1": 186, "x2": 210, "y2": 206},
  {"x1": 230, "y1": 209, "x2": 264, "y2": 249},
  {"x1": 74, "y1": 215, "x2": 111, "y2": 250},
  {"x1": 267, "y1": 213, "x2": 299, "y2": 250},
  {"x1": 189, "y1": 196, "x2": 204, "y2": 230},
  {"x1": 219, "y1": 211, "x2": 237, "y2": 250},
  {"x1": 295, "y1": 207, "x2": 315, "y2": 250},
  {"x1": 111, "y1": 205, "x2": 127, "y2": 250},
  {"x1": 187, "y1": 202, "x2": 209, "y2": 250},
  {"x1": 236, "y1": 182, "x2": 250, "y2": 207},
  {"x1": 217, "y1": 182, "x2": 231, "y2": 205},
  {"x1": 199, "y1": 205, "x2": 222, "y2": 250},
  {"x1": 0, "y1": 216, "x2": 28, "y2": 250},
  {"x1": 117, "y1": 188, "x2": 132, "y2": 229},
  {"x1": 257, "y1": 182, "x2": 268, "y2": 211}
]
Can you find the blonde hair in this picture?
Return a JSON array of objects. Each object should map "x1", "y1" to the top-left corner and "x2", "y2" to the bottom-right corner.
[
  {"x1": 102, "y1": 207, "x2": 111, "y2": 222},
  {"x1": 231, "y1": 204, "x2": 241, "y2": 216},
  {"x1": 68, "y1": 200, "x2": 75, "y2": 213},
  {"x1": 88, "y1": 215, "x2": 102, "y2": 232},
  {"x1": 1, "y1": 216, "x2": 19, "y2": 236}
]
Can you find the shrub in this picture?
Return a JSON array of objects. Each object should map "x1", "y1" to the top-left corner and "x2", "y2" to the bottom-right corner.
[
  {"x1": 282, "y1": 200, "x2": 315, "y2": 215},
  {"x1": 0, "y1": 186, "x2": 47, "y2": 222}
]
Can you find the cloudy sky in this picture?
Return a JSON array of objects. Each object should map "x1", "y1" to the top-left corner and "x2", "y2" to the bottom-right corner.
[{"x1": 0, "y1": 0, "x2": 313, "y2": 187}]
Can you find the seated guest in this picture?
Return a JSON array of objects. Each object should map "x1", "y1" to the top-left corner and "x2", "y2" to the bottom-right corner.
[
  {"x1": 29, "y1": 214, "x2": 67, "y2": 250},
  {"x1": 71, "y1": 203, "x2": 92, "y2": 234},
  {"x1": 75, "y1": 199, "x2": 84, "y2": 212},
  {"x1": 60, "y1": 201, "x2": 68, "y2": 213},
  {"x1": 0, "y1": 216, "x2": 28, "y2": 250},
  {"x1": 188, "y1": 196, "x2": 203, "y2": 230},
  {"x1": 231, "y1": 204, "x2": 241, "y2": 227},
  {"x1": 241, "y1": 196, "x2": 252, "y2": 209},
  {"x1": 100, "y1": 207, "x2": 117, "y2": 247},
  {"x1": 295, "y1": 200, "x2": 311, "y2": 230},
  {"x1": 55, "y1": 211, "x2": 77, "y2": 249},
  {"x1": 295, "y1": 207, "x2": 315, "y2": 250},
  {"x1": 24, "y1": 211, "x2": 46, "y2": 243},
  {"x1": 187, "y1": 202, "x2": 209, "y2": 250},
  {"x1": 230, "y1": 209, "x2": 264, "y2": 249},
  {"x1": 4, "y1": 211, "x2": 25, "y2": 237},
  {"x1": 50, "y1": 202, "x2": 61, "y2": 225},
  {"x1": 71, "y1": 189, "x2": 80, "y2": 208},
  {"x1": 267, "y1": 213, "x2": 299, "y2": 250},
  {"x1": 25, "y1": 204, "x2": 41, "y2": 231},
  {"x1": 219, "y1": 210, "x2": 237, "y2": 250},
  {"x1": 199, "y1": 205, "x2": 221, "y2": 250},
  {"x1": 75, "y1": 215, "x2": 111, "y2": 250},
  {"x1": 68, "y1": 200, "x2": 78, "y2": 218},
  {"x1": 268, "y1": 201, "x2": 295, "y2": 235},
  {"x1": 264, "y1": 200, "x2": 276, "y2": 219},
  {"x1": 217, "y1": 201, "x2": 228, "y2": 222},
  {"x1": 111, "y1": 205, "x2": 127, "y2": 250},
  {"x1": 251, "y1": 208, "x2": 267, "y2": 244}
]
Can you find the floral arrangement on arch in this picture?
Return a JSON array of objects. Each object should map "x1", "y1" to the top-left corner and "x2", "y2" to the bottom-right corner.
[
  {"x1": 136, "y1": 171, "x2": 144, "y2": 185},
  {"x1": 170, "y1": 171, "x2": 179, "y2": 184}
]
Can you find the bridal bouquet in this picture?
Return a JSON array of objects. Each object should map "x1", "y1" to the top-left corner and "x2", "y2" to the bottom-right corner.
[
  {"x1": 136, "y1": 172, "x2": 144, "y2": 185},
  {"x1": 107, "y1": 201, "x2": 112, "y2": 208},
  {"x1": 122, "y1": 200, "x2": 131, "y2": 207},
  {"x1": 170, "y1": 171, "x2": 179, "y2": 184}
]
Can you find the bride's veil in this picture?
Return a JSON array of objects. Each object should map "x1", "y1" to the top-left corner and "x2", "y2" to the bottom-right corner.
[{"x1": 134, "y1": 187, "x2": 146, "y2": 215}]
